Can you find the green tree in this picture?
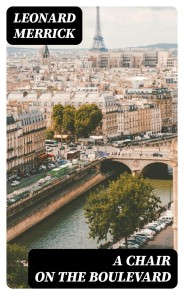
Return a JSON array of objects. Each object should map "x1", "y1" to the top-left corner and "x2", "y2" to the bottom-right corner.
[
  {"x1": 75, "y1": 104, "x2": 102, "y2": 138},
  {"x1": 52, "y1": 104, "x2": 64, "y2": 134},
  {"x1": 62, "y1": 105, "x2": 76, "y2": 135},
  {"x1": 84, "y1": 173, "x2": 161, "y2": 247},
  {"x1": 7, "y1": 243, "x2": 28, "y2": 288},
  {"x1": 45, "y1": 127, "x2": 54, "y2": 140}
]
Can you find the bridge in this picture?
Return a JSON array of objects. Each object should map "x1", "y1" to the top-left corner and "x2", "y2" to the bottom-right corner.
[{"x1": 102, "y1": 154, "x2": 173, "y2": 176}]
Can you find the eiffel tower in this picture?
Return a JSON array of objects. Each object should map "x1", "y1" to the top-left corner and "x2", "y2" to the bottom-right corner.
[{"x1": 89, "y1": 7, "x2": 108, "y2": 52}]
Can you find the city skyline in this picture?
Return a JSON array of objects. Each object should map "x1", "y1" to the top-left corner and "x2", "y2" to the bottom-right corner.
[{"x1": 7, "y1": 6, "x2": 177, "y2": 50}]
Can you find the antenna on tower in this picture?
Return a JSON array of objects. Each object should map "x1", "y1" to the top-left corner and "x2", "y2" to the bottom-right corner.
[{"x1": 89, "y1": 7, "x2": 108, "y2": 52}]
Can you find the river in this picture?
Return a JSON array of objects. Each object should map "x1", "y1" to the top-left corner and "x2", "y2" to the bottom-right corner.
[{"x1": 13, "y1": 179, "x2": 173, "y2": 249}]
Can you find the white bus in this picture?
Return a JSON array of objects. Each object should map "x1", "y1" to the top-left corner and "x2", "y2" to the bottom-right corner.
[
  {"x1": 45, "y1": 140, "x2": 58, "y2": 147},
  {"x1": 112, "y1": 139, "x2": 132, "y2": 147}
]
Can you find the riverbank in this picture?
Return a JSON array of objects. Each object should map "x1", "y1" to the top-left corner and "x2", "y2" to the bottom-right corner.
[
  {"x1": 7, "y1": 171, "x2": 107, "y2": 241},
  {"x1": 12, "y1": 179, "x2": 173, "y2": 250}
]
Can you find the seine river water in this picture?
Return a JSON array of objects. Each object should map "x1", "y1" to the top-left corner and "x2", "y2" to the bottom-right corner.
[{"x1": 14, "y1": 179, "x2": 173, "y2": 250}]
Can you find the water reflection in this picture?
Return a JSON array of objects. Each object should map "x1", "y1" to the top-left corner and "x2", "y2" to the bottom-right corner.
[{"x1": 13, "y1": 179, "x2": 173, "y2": 250}]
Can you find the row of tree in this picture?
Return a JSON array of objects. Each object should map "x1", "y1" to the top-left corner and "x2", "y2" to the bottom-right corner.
[{"x1": 45, "y1": 103, "x2": 102, "y2": 140}]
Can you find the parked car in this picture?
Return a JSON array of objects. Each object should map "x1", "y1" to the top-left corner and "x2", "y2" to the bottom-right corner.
[
  {"x1": 59, "y1": 159, "x2": 68, "y2": 165},
  {"x1": 59, "y1": 146, "x2": 65, "y2": 150},
  {"x1": 38, "y1": 178, "x2": 46, "y2": 185},
  {"x1": 46, "y1": 147, "x2": 53, "y2": 152},
  {"x1": 22, "y1": 173, "x2": 30, "y2": 178},
  {"x1": 140, "y1": 228, "x2": 155, "y2": 238},
  {"x1": 85, "y1": 145, "x2": 93, "y2": 149},
  {"x1": 69, "y1": 147, "x2": 77, "y2": 151},
  {"x1": 152, "y1": 153, "x2": 163, "y2": 157},
  {"x1": 39, "y1": 165, "x2": 47, "y2": 171},
  {"x1": 121, "y1": 242, "x2": 139, "y2": 249},
  {"x1": 11, "y1": 180, "x2": 20, "y2": 187},
  {"x1": 127, "y1": 239, "x2": 141, "y2": 247},
  {"x1": 159, "y1": 216, "x2": 173, "y2": 225},
  {"x1": 131, "y1": 235, "x2": 147, "y2": 245},
  {"x1": 145, "y1": 225, "x2": 160, "y2": 234},
  {"x1": 134, "y1": 232, "x2": 151, "y2": 241},
  {"x1": 48, "y1": 163, "x2": 56, "y2": 168},
  {"x1": 68, "y1": 143, "x2": 77, "y2": 147}
]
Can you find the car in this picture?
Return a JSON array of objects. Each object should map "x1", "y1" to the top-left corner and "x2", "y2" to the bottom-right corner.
[
  {"x1": 39, "y1": 165, "x2": 46, "y2": 169},
  {"x1": 46, "y1": 147, "x2": 53, "y2": 152},
  {"x1": 145, "y1": 226, "x2": 160, "y2": 234},
  {"x1": 127, "y1": 239, "x2": 141, "y2": 247},
  {"x1": 59, "y1": 159, "x2": 68, "y2": 165},
  {"x1": 85, "y1": 145, "x2": 93, "y2": 149},
  {"x1": 134, "y1": 233, "x2": 150, "y2": 241},
  {"x1": 140, "y1": 228, "x2": 155, "y2": 237},
  {"x1": 131, "y1": 235, "x2": 147, "y2": 245},
  {"x1": 59, "y1": 146, "x2": 65, "y2": 150},
  {"x1": 134, "y1": 232, "x2": 152, "y2": 241},
  {"x1": 68, "y1": 143, "x2": 77, "y2": 147},
  {"x1": 159, "y1": 216, "x2": 173, "y2": 225},
  {"x1": 121, "y1": 242, "x2": 139, "y2": 249},
  {"x1": 39, "y1": 165, "x2": 47, "y2": 171},
  {"x1": 11, "y1": 180, "x2": 20, "y2": 187},
  {"x1": 69, "y1": 147, "x2": 77, "y2": 151},
  {"x1": 48, "y1": 163, "x2": 56, "y2": 168},
  {"x1": 38, "y1": 178, "x2": 46, "y2": 185},
  {"x1": 152, "y1": 153, "x2": 163, "y2": 157}
]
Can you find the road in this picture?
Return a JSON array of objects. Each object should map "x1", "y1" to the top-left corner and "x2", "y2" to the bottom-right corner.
[
  {"x1": 52, "y1": 144, "x2": 171, "y2": 158},
  {"x1": 112, "y1": 225, "x2": 173, "y2": 249},
  {"x1": 7, "y1": 143, "x2": 171, "y2": 199},
  {"x1": 142, "y1": 225, "x2": 173, "y2": 249}
]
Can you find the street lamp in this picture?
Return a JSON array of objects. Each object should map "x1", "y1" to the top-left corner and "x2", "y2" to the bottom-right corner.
[{"x1": 140, "y1": 144, "x2": 142, "y2": 156}]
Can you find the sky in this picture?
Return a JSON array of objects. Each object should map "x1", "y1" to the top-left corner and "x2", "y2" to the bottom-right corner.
[{"x1": 7, "y1": 6, "x2": 177, "y2": 49}]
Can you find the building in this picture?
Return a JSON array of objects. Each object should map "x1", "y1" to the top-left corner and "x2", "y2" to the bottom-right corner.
[
  {"x1": 7, "y1": 103, "x2": 46, "y2": 177},
  {"x1": 124, "y1": 87, "x2": 174, "y2": 132},
  {"x1": 39, "y1": 45, "x2": 50, "y2": 66}
]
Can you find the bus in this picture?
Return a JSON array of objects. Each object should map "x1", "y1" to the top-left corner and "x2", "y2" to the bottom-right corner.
[
  {"x1": 49, "y1": 163, "x2": 71, "y2": 178},
  {"x1": 112, "y1": 139, "x2": 133, "y2": 148},
  {"x1": 45, "y1": 140, "x2": 58, "y2": 147}
]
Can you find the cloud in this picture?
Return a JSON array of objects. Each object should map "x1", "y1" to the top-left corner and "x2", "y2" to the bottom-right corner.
[
  {"x1": 7, "y1": 7, "x2": 177, "y2": 49},
  {"x1": 82, "y1": 7, "x2": 177, "y2": 48}
]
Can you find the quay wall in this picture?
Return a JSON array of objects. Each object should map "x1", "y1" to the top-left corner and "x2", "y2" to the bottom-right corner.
[{"x1": 7, "y1": 173, "x2": 106, "y2": 241}]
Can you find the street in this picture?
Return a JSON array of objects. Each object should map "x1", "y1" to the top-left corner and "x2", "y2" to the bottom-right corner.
[
  {"x1": 142, "y1": 225, "x2": 173, "y2": 249},
  {"x1": 112, "y1": 225, "x2": 173, "y2": 250},
  {"x1": 51, "y1": 143, "x2": 171, "y2": 158}
]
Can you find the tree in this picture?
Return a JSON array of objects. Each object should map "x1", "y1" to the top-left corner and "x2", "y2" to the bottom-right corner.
[
  {"x1": 62, "y1": 105, "x2": 76, "y2": 135},
  {"x1": 84, "y1": 173, "x2": 161, "y2": 248},
  {"x1": 52, "y1": 104, "x2": 64, "y2": 134},
  {"x1": 75, "y1": 104, "x2": 102, "y2": 138},
  {"x1": 7, "y1": 243, "x2": 28, "y2": 288},
  {"x1": 45, "y1": 127, "x2": 54, "y2": 139}
]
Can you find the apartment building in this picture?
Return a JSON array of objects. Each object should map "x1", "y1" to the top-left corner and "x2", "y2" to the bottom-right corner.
[
  {"x1": 124, "y1": 87, "x2": 174, "y2": 132},
  {"x1": 7, "y1": 103, "x2": 46, "y2": 176},
  {"x1": 117, "y1": 102, "x2": 161, "y2": 137}
]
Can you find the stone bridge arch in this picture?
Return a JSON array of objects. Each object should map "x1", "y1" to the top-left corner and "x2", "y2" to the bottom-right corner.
[
  {"x1": 100, "y1": 159, "x2": 131, "y2": 175},
  {"x1": 101, "y1": 157, "x2": 173, "y2": 178}
]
